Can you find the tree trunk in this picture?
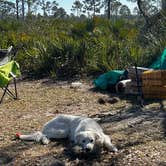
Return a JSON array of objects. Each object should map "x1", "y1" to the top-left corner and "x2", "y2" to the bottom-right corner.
[
  {"x1": 107, "y1": 0, "x2": 111, "y2": 19},
  {"x1": 22, "y1": 0, "x2": 25, "y2": 20},
  {"x1": 16, "y1": 0, "x2": 19, "y2": 19},
  {"x1": 162, "y1": 0, "x2": 166, "y2": 11},
  {"x1": 41, "y1": 0, "x2": 46, "y2": 16},
  {"x1": 93, "y1": 0, "x2": 96, "y2": 16},
  {"x1": 137, "y1": 0, "x2": 149, "y2": 24},
  {"x1": 27, "y1": 1, "x2": 31, "y2": 15}
]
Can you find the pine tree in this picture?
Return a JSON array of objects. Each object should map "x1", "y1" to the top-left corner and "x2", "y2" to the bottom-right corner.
[
  {"x1": 82, "y1": 0, "x2": 102, "y2": 16},
  {"x1": 26, "y1": 0, "x2": 38, "y2": 15},
  {"x1": 71, "y1": 0, "x2": 83, "y2": 17},
  {"x1": 104, "y1": 0, "x2": 121, "y2": 19}
]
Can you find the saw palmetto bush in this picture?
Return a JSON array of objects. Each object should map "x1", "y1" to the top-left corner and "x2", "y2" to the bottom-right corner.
[
  {"x1": 16, "y1": 18, "x2": 153, "y2": 78},
  {"x1": 43, "y1": 38, "x2": 87, "y2": 78},
  {"x1": 0, "y1": 16, "x2": 165, "y2": 79}
]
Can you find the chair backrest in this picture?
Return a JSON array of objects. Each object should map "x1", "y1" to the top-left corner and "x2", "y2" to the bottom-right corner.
[{"x1": 0, "y1": 46, "x2": 13, "y2": 66}]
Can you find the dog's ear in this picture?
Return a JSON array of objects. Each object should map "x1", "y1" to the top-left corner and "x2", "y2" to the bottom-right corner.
[
  {"x1": 94, "y1": 133, "x2": 100, "y2": 140},
  {"x1": 93, "y1": 132, "x2": 103, "y2": 148},
  {"x1": 94, "y1": 132, "x2": 102, "y2": 143}
]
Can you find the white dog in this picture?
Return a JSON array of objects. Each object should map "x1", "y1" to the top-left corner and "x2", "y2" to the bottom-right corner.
[{"x1": 16, "y1": 114, "x2": 117, "y2": 153}]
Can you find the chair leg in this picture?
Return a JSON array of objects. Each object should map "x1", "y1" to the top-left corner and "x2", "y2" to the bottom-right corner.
[
  {"x1": 0, "y1": 83, "x2": 9, "y2": 103},
  {"x1": 5, "y1": 87, "x2": 17, "y2": 99},
  {"x1": 14, "y1": 77, "x2": 17, "y2": 99},
  {"x1": 0, "y1": 78, "x2": 18, "y2": 103}
]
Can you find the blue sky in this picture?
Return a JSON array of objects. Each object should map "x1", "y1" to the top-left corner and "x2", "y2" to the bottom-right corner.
[
  {"x1": 11, "y1": 0, "x2": 137, "y2": 14},
  {"x1": 57, "y1": 0, "x2": 137, "y2": 14}
]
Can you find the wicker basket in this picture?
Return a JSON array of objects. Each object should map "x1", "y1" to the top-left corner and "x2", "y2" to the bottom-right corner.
[
  {"x1": 142, "y1": 84, "x2": 166, "y2": 99},
  {"x1": 142, "y1": 70, "x2": 166, "y2": 99},
  {"x1": 142, "y1": 70, "x2": 166, "y2": 86},
  {"x1": 143, "y1": 93, "x2": 166, "y2": 99}
]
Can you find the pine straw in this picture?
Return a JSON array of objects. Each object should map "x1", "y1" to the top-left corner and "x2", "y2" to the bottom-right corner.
[{"x1": 0, "y1": 79, "x2": 166, "y2": 166}]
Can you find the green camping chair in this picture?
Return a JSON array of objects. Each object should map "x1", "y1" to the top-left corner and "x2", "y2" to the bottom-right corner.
[{"x1": 0, "y1": 46, "x2": 21, "y2": 103}]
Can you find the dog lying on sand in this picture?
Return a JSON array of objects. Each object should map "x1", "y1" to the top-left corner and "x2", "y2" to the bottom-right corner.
[{"x1": 16, "y1": 114, "x2": 118, "y2": 153}]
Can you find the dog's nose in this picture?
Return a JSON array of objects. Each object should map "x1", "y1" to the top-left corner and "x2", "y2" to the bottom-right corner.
[{"x1": 85, "y1": 147, "x2": 91, "y2": 152}]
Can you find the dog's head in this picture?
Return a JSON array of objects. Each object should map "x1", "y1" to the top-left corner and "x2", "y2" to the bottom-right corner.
[{"x1": 75, "y1": 131, "x2": 102, "y2": 153}]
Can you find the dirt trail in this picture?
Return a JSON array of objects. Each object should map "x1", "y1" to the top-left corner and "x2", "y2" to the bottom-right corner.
[{"x1": 0, "y1": 79, "x2": 166, "y2": 166}]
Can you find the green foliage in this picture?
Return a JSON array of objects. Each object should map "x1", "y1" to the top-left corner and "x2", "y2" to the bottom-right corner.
[{"x1": 0, "y1": 16, "x2": 165, "y2": 79}]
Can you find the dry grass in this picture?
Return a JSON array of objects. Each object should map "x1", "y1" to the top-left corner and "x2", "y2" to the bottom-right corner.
[{"x1": 0, "y1": 79, "x2": 166, "y2": 166}]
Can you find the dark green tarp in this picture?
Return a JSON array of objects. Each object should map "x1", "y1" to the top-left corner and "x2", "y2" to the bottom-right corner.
[
  {"x1": 149, "y1": 48, "x2": 166, "y2": 69},
  {"x1": 93, "y1": 70, "x2": 127, "y2": 90}
]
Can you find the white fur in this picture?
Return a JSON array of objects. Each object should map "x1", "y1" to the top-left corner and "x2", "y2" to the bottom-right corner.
[{"x1": 19, "y1": 114, "x2": 117, "y2": 152}]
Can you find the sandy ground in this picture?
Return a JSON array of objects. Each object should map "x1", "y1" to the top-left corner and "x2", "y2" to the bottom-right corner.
[{"x1": 0, "y1": 79, "x2": 166, "y2": 166}]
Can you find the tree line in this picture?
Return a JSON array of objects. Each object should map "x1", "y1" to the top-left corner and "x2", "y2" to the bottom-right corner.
[{"x1": 0, "y1": 0, "x2": 165, "y2": 20}]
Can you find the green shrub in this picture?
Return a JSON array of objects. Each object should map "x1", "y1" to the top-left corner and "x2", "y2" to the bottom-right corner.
[{"x1": 0, "y1": 17, "x2": 165, "y2": 79}]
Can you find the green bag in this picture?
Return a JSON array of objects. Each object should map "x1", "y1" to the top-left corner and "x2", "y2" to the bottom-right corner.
[{"x1": 93, "y1": 70, "x2": 126, "y2": 90}]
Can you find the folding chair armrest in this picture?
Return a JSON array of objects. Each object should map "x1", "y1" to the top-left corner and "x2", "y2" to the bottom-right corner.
[
  {"x1": 9, "y1": 72, "x2": 16, "y2": 78},
  {"x1": 0, "y1": 46, "x2": 14, "y2": 66},
  {"x1": 7, "y1": 46, "x2": 13, "y2": 54},
  {"x1": 0, "y1": 46, "x2": 13, "y2": 55}
]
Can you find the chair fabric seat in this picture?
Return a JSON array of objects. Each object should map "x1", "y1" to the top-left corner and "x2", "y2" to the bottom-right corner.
[{"x1": 0, "y1": 60, "x2": 21, "y2": 88}]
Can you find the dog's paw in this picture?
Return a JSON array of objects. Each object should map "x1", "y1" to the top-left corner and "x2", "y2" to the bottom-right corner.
[
  {"x1": 112, "y1": 146, "x2": 118, "y2": 153},
  {"x1": 41, "y1": 136, "x2": 50, "y2": 145}
]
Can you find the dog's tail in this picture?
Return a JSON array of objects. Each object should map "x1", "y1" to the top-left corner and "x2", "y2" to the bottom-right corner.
[{"x1": 15, "y1": 131, "x2": 50, "y2": 144}]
